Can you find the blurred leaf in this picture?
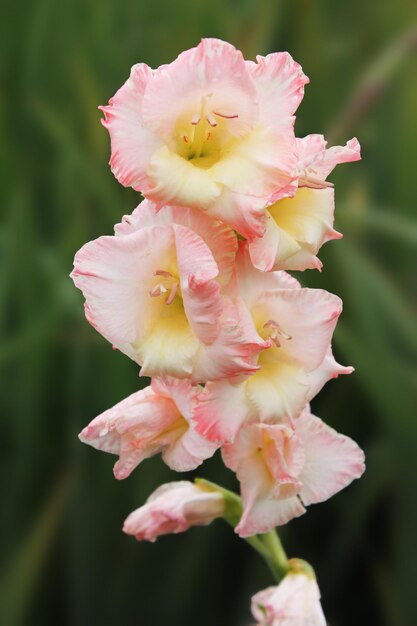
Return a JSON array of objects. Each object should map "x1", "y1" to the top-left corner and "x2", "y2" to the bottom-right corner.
[
  {"x1": 325, "y1": 442, "x2": 395, "y2": 582},
  {"x1": 336, "y1": 240, "x2": 417, "y2": 356},
  {"x1": 340, "y1": 205, "x2": 417, "y2": 247},
  {"x1": 328, "y1": 26, "x2": 417, "y2": 142},
  {"x1": 2, "y1": 1, "x2": 417, "y2": 625},
  {"x1": 0, "y1": 472, "x2": 71, "y2": 626}
]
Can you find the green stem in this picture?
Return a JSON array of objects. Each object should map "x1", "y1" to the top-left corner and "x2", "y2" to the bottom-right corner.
[
  {"x1": 195, "y1": 479, "x2": 290, "y2": 582},
  {"x1": 259, "y1": 530, "x2": 290, "y2": 582}
]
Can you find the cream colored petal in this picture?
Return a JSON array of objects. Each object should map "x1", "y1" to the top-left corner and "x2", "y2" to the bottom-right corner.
[{"x1": 146, "y1": 145, "x2": 222, "y2": 209}]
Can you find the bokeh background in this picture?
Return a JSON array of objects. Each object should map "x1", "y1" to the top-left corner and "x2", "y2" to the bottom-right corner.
[{"x1": 1, "y1": 0, "x2": 417, "y2": 624}]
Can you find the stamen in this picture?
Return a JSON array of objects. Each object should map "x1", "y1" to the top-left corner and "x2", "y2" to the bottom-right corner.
[
  {"x1": 191, "y1": 112, "x2": 201, "y2": 125},
  {"x1": 270, "y1": 333, "x2": 281, "y2": 348},
  {"x1": 183, "y1": 135, "x2": 189, "y2": 143},
  {"x1": 206, "y1": 113, "x2": 217, "y2": 127},
  {"x1": 154, "y1": 269, "x2": 173, "y2": 278},
  {"x1": 298, "y1": 175, "x2": 334, "y2": 190},
  {"x1": 213, "y1": 111, "x2": 239, "y2": 119},
  {"x1": 263, "y1": 320, "x2": 280, "y2": 329},
  {"x1": 263, "y1": 319, "x2": 292, "y2": 343},
  {"x1": 165, "y1": 282, "x2": 179, "y2": 305},
  {"x1": 149, "y1": 285, "x2": 162, "y2": 297}
]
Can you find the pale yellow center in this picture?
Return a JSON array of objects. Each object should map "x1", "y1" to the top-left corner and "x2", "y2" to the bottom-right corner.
[{"x1": 173, "y1": 95, "x2": 238, "y2": 169}]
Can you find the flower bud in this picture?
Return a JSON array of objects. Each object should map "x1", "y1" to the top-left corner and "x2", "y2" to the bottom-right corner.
[
  {"x1": 123, "y1": 481, "x2": 225, "y2": 542},
  {"x1": 251, "y1": 571, "x2": 326, "y2": 626}
]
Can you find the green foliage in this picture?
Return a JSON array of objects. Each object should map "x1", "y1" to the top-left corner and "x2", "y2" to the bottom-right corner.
[{"x1": 1, "y1": 1, "x2": 416, "y2": 624}]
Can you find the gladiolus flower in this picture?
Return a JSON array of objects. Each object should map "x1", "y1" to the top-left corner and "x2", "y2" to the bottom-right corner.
[
  {"x1": 123, "y1": 481, "x2": 225, "y2": 541},
  {"x1": 71, "y1": 202, "x2": 266, "y2": 381},
  {"x1": 222, "y1": 407, "x2": 365, "y2": 537},
  {"x1": 194, "y1": 245, "x2": 351, "y2": 443},
  {"x1": 249, "y1": 135, "x2": 361, "y2": 271},
  {"x1": 78, "y1": 378, "x2": 218, "y2": 479},
  {"x1": 252, "y1": 572, "x2": 326, "y2": 626},
  {"x1": 99, "y1": 38, "x2": 309, "y2": 239}
]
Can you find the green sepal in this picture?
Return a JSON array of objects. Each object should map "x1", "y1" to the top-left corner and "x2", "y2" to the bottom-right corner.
[
  {"x1": 194, "y1": 478, "x2": 243, "y2": 526},
  {"x1": 287, "y1": 558, "x2": 316, "y2": 580}
]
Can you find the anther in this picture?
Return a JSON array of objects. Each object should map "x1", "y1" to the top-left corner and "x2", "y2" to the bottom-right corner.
[
  {"x1": 213, "y1": 111, "x2": 239, "y2": 119},
  {"x1": 149, "y1": 285, "x2": 162, "y2": 297},
  {"x1": 263, "y1": 319, "x2": 292, "y2": 343},
  {"x1": 165, "y1": 283, "x2": 179, "y2": 305},
  {"x1": 154, "y1": 270, "x2": 173, "y2": 278},
  {"x1": 264, "y1": 320, "x2": 280, "y2": 329},
  {"x1": 270, "y1": 333, "x2": 281, "y2": 348},
  {"x1": 206, "y1": 113, "x2": 217, "y2": 127},
  {"x1": 191, "y1": 113, "x2": 201, "y2": 125}
]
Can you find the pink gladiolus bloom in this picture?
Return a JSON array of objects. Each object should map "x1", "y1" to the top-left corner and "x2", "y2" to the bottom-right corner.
[
  {"x1": 252, "y1": 572, "x2": 326, "y2": 626},
  {"x1": 249, "y1": 135, "x2": 361, "y2": 271},
  {"x1": 123, "y1": 481, "x2": 225, "y2": 542},
  {"x1": 71, "y1": 201, "x2": 265, "y2": 381},
  {"x1": 194, "y1": 245, "x2": 351, "y2": 443},
  {"x1": 99, "y1": 38, "x2": 309, "y2": 239},
  {"x1": 78, "y1": 378, "x2": 218, "y2": 479},
  {"x1": 222, "y1": 407, "x2": 365, "y2": 537}
]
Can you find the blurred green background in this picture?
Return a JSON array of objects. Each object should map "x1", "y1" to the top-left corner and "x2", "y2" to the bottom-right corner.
[{"x1": 1, "y1": 0, "x2": 417, "y2": 624}]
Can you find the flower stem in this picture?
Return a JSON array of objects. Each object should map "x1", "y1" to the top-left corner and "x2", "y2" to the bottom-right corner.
[
  {"x1": 195, "y1": 478, "x2": 290, "y2": 582},
  {"x1": 258, "y1": 530, "x2": 290, "y2": 582}
]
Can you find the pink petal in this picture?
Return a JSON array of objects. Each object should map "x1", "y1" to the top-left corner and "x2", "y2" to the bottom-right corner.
[
  {"x1": 194, "y1": 377, "x2": 252, "y2": 444},
  {"x1": 79, "y1": 384, "x2": 180, "y2": 479},
  {"x1": 156, "y1": 378, "x2": 219, "y2": 471},
  {"x1": 165, "y1": 426, "x2": 218, "y2": 472},
  {"x1": 249, "y1": 213, "x2": 303, "y2": 272},
  {"x1": 246, "y1": 52, "x2": 309, "y2": 125},
  {"x1": 296, "y1": 134, "x2": 327, "y2": 173},
  {"x1": 72, "y1": 223, "x2": 249, "y2": 381},
  {"x1": 145, "y1": 146, "x2": 222, "y2": 209},
  {"x1": 306, "y1": 348, "x2": 354, "y2": 400},
  {"x1": 153, "y1": 377, "x2": 198, "y2": 420},
  {"x1": 114, "y1": 200, "x2": 238, "y2": 287},
  {"x1": 78, "y1": 385, "x2": 158, "y2": 454},
  {"x1": 141, "y1": 38, "x2": 258, "y2": 141},
  {"x1": 71, "y1": 227, "x2": 176, "y2": 362},
  {"x1": 79, "y1": 379, "x2": 218, "y2": 479},
  {"x1": 123, "y1": 481, "x2": 225, "y2": 542},
  {"x1": 233, "y1": 242, "x2": 300, "y2": 308},
  {"x1": 249, "y1": 186, "x2": 340, "y2": 272},
  {"x1": 223, "y1": 424, "x2": 307, "y2": 536},
  {"x1": 296, "y1": 409, "x2": 365, "y2": 506},
  {"x1": 256, "y1": 286, "x2": 342, "y2": 371},
  {"x1": 244, "y1": 360, "x2": 310, "y2": 422},
  {"x1": 298, "y1": 134, "x2": 361, "y2": 181},
  {"x1": 99, "y1": 63, "x2": 161, "y2": 191},
  {"x1": 252, "y1": 574, "x2": 326, "y2": 626},
  {"x1": 209, "y1": 124, "x2": 298, "y2": 202},
  {"x1": 174, "y1": 224, "x2": 223, "y2": 344},
  {"x1": 236, "y1": 494, "x2": 305, "y2": 537},
  {"x1": 207, "y1": 188, "x2": 269, "y2": 240},
  {"x1": 191, "y1": 297, "x2": 267, "y2": 383}
]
